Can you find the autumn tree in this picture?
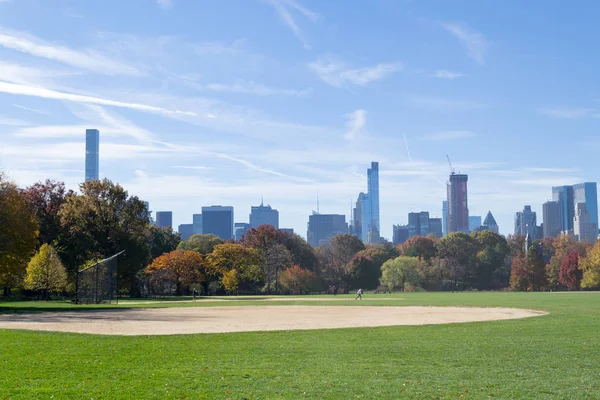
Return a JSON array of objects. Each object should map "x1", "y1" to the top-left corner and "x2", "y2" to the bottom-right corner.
[
  {"x1": 0, "y1": 174, "x2": 39, "y2": 293},
  {"x1": 380, "y1": 256, "x2": 423, "y2": 292},
  {"x1": 206, "y1": 243, "x2": 263, "y2": 293},
  {"x1": 559, "y1": 252, "x2": 582, "y2": 290},
  {"x1": 527, "y1": 247, "x2": 547, "y2": 291},
  {"x1": 344, "y1": 254, "x2": 379, "y2": 290},
  {"x1": 279, "y1": 265, "x2": 319, "y2": 294},
  {"x1": 546, "y1": 235, "x2": 588, "y2": 290},
  {"x1": 177, "y1": 234, "x2": 223, "y2": 255},
  {"x1": 581, "y1": 241, "x2": 600, "y2": 289},
  {"x1": 22, "y1": 180, "x2": 73, "y2": 247},
  {"x1": 401, "y1": 236, "x2": 436, "y2": 260},
  {"x1": 59, "y1": 179, "x2": 152, "y2": 295},
  {"x1": 145, "y1": 250, "x2": 205, "y2": 295},
  {"x1": 318, "y1": 234, "x2": 365, "y2": 288},
  {"x1": 510, "y1": 253, "x2": 529, "y2": 291},
  {"x1": 24, "y1": 244, "x2": 67, "y2": 299}
]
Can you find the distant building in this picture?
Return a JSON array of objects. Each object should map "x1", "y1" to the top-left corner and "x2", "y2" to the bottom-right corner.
[
  {"x1": 234, "y1": 223, "x2": 250, "y2": 241},
  {"x1": 367, "y1": 161, "x2": 380, "y2": 241},
  {"x1": 574, "y1": 203, "x2": 597, "y2": 243},
  {"x1": 447, "y1": 173, "x2": 469, "y2": 233},
  {"x1": 393, "y1": 224, "x2": 409, "y2": 245},
  {"x1": 515, "y1": 206, "x2": 538, "y2": 238},
  {"x1": 178, "y1": 224, "x2": 194, "y2": 241},
  {"x1": 552, "y1": 185, "x2": 575, "y2": 232},
  {"x1": 249, "y1": 202, "x2": 279, "y2": 229},
  {"x1": 352, "y1": 162, "x2": 380, "y2": 244},
  {"x1": 155, "y1": 211, "x2": 173, "y2": 229},
  {"x1": 429, "y1": 218, "x2": 443, "y2": 238},
  {"x1": 408, "y1": 211, "x2": 430, "y2": 237},
  {"x1": 352, "y1": 193, "x2": 365, "y2": 238},
  {"x1": 573, "y1": 183, "x2": 598, "y2": 234},
  {"x1": 202, "y1": 206, "x2": 234, "y2": 240},
  {"x1": 468, "y1": 216, "x2": 482, "y2": 233},
  {"x1": 543, "y1": 201, "x2": 561, "y2": 238},
  {"x1": 192, "y1": 214, "x2": 203, "y2": 234},
  {"x1": 307, "y1": 213, "x2": 348, "y2": 247},
  {"x1": 482, "y1": 211, "x2": 499, "y2": 234},
  {"x1": 280, "y1": 228, "x2": 294, "y2": 235},
  {"x1": 442, "y1": 201, "x2": 448, "y2": 236},
  {"x1": 85, "y1": 129, "x2": 99, "y2": 182}
]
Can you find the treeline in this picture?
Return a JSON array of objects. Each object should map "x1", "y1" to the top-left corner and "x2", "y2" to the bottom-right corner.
[{"x1": 1, "y1": 173, "x2": 600, "y2": 298}]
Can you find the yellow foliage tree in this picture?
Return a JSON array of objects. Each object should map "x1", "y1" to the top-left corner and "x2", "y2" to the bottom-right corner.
[
  {"x1": 581, "y1": 241, "x2": 600, "y2": 289},
  {"x1": 206, "y1": 243, "x2": 263, "y2": 293},
  {"x1": 24, "y1": 244, "x2": 67, "y2": 299},
  {"x1": 221, "y1": 269, "x2": 240, "y2": 292}
]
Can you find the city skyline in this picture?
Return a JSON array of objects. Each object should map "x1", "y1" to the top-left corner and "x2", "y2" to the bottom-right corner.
[{"x1": 3, "y1": 1, "x2": 600, "y2": 238}]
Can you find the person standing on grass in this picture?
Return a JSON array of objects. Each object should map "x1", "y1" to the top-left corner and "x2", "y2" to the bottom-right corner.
[
  {"x1": 355, "y1": 288, "x2": 363, "y2": 300},
  {"x1": 193, "y1": 288, "x2": 198, "y2": 302}
]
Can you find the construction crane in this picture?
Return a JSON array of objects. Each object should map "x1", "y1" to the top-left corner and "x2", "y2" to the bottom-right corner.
[{"x1": 446, "y1": 154, "x2": 455, "y2": 175}]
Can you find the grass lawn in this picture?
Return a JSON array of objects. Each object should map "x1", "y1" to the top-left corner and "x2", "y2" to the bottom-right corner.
[{"x1": 1, "y1": 292, "x2": 599, "y2": 399}]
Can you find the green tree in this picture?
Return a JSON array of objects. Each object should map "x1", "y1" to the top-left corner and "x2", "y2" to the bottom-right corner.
[
  {"x1": 0, "y1": 173, "x2": 39, "y2": 293},
  {"x1": 24, "y1": 244, "x2": 67, "y2": 299},
  {"x1": 344, "y1": 254, "x2": 380, "y2": 290},
  {"x1": 527, "y1": 247, "x2": 547, "y2": 291},
  {"x1": 436, "y1": 233, "x2": 477, "y2": 288},
  {"x1": 206, "y1": 243, "x2": 264, "y2": 293},
  {"x1": 59, "y1": 179, "x2": 152, "y2": 295},
  {"x1": 380, "y1": 256, "x2": 423, "y2": 292},
  {"x1": 177, "y1": 234, "x2": 223, "y2": 255},
  {"x1": 150, "y1": 225, "x2": 181, "y2": 259},
  {"x1": 472, "y1": 230, "x2": 510, "y2": 289},
  {"x1": 401, "y1": 236, "x2": 436, "y2": 260}
]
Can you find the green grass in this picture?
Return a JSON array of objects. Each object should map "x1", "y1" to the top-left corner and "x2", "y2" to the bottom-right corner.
[{"x1": 1, "y1": 292, "x2": 599, "y2": 399}]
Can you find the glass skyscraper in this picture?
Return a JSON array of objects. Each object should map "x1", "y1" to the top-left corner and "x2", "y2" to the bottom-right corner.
[
  {"x1": 367, "y1": 162, "x2": 380, "y2": 236},
  {"x1": 202, "y1": 206, "x2": 234, "y2": 240},
  {"x1": 573, "y1": 182, "x2": 598, "y2": 233},
  {"x1": 85, "y1": 129, "x2": 99, "y2": 181},
  {"x1": 552, "y1": 185, "x2": 574, "y2": 232},
  {"x1": 442, "y1": 201, "x2": 448, "y2": 236}
]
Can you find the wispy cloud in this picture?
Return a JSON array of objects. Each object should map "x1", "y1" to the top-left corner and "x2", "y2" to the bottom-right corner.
[
  {"x1": 411, "y1": 95, "x2": 485, "y2": 110},
  {"x1": 0, "y1": 28, "x2": 140, "y2": 75},
  {"x1": 12, "y1": 104, "x2": 51, "y2": 115},
  {"x1": 309, "y1": 57, "x2": 401, "y2": 88},
  {"x1": 0, "y1": 81, "x2": 198, "y2": 117},
  {"x1": 264, "y1": 0, "x2": 319, "y2": 49},
  {"x1": 156, "y1": 0, "x2": 173, "y2": 10},
  {"x1": 198, "y1": 80, "x2": 312, "y2": 96},
  {"x1": 430, "y1": 70, "x2": 464, "y2": 79},
  {"x1": 424, "y1": 130, "x2": 476, "y2": 141},
  {"x1": 538, "y1": 106, "x2": 596, "y2": 119},
  {"x1": 344, "y1": 109, "x2": 366, "y2": 141},
  {"x1": 442, "y1": 23, "x2": 487, "y2": 65},
  {"x1": 0, "y1": 116, "x2": 31, "y2": 126}
]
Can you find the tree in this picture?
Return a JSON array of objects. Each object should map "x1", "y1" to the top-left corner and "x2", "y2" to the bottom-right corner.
[
  {"x1": 436, "y1": 233, "x2": 477, "y2": 288},
  {"x1": 22, "y1": 180, "x2": 73, "y2": 247},
  {"x1": 206, "y1": 243, "x2": 263, "y2": 293},
  {"x1": 380, "y1": 256, "x2": 423, "y2": 292},
  {"x1": 318, "y1": 234, "x2": 365, "y2": 288},
  {"x1": 560, "y1": 252, "x2": 582, "y2": 290},
  {"x1": 0, "y1": 174, "x2": 39, "y2": 293},
  {"x1": 279, "y1": 265, "x2": 319, "y2": 294},
  {"x1": 548, "y1": 235, "x2": 589, "y2": 290},
  {"x1": 510, "y1": 254, "x2": 529, "y2": 291},
  {"x1": 401, "y1": 236, "x2": 436, "y2": 260},
  {"x1": 264, "y1": 243, "x2": 292, "y2": 293},
  {"x1": 472, "y1": 231, "x2": 510, "y2": 289},
  {"x1": 177, "y1": 234, "x2": 223, "y2": 255},
  {"x1": 581, "y1": 241, "x2": 600, "y2": 289},
  {"x1": 145, "y1": 250, "x2": 205, "y2": 295},
  {"x1": 150, "y1": 225, "x2": 181, "y2": 259},
  {"x1": 527, "y1": 247, "x2": 547, "y2": 291},
  {"x1": 59, "y1": 179, "x2": 152, "y2": 295},
  {"x1": 344, "y1": 254, "x2": 380, "y2": 290},
  {"x1": 24, "y1": 244, "x2": 67, "y2": 299}
]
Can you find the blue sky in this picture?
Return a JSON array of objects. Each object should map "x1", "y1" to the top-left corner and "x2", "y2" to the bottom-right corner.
[{"x1": 1, "y1": 0, "x2": 600, "y2": 238}]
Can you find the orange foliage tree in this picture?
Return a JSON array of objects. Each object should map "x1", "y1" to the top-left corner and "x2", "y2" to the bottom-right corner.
[
  {"x1": 279, "y1": 265, "x2": 318, "y2": 295},
  {"x1": 145, "y1": 250, "x2": 205, "y2": 295}
]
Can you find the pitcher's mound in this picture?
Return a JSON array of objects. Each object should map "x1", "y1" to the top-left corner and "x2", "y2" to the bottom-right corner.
[{"x1": 0, "y1": 306, "x2": 546, "y2": 336}]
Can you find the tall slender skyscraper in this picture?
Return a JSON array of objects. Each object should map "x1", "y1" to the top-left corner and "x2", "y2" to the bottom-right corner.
[
  {"x1": 367, "y1": 162, "x2": 380, "y2": 238},
  {"x1": 442, "y1": 201, "x2": 448, "y2": 236},
  {"x1": 552, "y1": 185, "x2": 574, "y2": 232},
  {"x1": 85, "y1": 129, "x2": 99, "y2": 181},
  {"x1": 447, "y1": 173, "x2": 469, "y2": 233}
]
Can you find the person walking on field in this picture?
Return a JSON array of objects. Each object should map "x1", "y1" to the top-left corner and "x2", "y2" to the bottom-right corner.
[{"x1": 355, "y1": 288, "x2": 363, "y2": 300}]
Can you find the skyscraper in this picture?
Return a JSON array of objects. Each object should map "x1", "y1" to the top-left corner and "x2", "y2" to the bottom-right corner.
[
  {"x1": 352, "y1": 193, "x2": 364, "y2": 238},
  {"x1": 249, "y1": 202, "x2": 279, "y2": 229},
  {"x1": 85, "y1": 129, "x2": 99, "y2": 182},
  {"x1": 178, "y1": 224, "x2": 194, "y2": 241},
  {"x1": 442, "y1": 201, "x2": 448, "y2": 236},
  {"x1": 515, "y1": 206, "x2": 537, "y2": 238},
  {"x1": 574, "y1": 203, "x2": 597, "y2": 243},
  {"x1": 482, "y1": 211, "x2": 499, "y2": 234},
  {"x1": 573, "y1": 182, "x2": 598, "y2": 234},
  {"x1": 543, "y1": 201, "x2": 561, "y2": 238},
  {"x1": 367, "y1": 161, "x2": 380, "y2": 238},
  {"x1": 155, "y1": 211, "x2": 173, "y2": 229},
  {"x1": 359, "y1": 192, "x2": 370, "y2": 242},
  {"x1": 408, "y1": 211, "x2": 430, "y2": 237},
  {"x1": 552, "y1": 185, "x2": 574, "y2": 232},
  {"x1": 307, "y1": 213, "x2": 348, "y2": 247},
  {"x1": 202, "y1": 206, "x2": 234, "y2": 240},
  {"x1": 192, "y1": 214, "x2": 203, "y2": 234},
  {"x1": 234, "y1": 222, "x2": 250, "y2": 241},
  {"x1": 447, "y1": 173, "x2": 469, "y2": 233},
  {"x1": 468, "y1": 216, "x2": 482, "y2": 233},
  {"x1": 429, "y1": 218, "x2": 443, "y2": 238},
  {"x1": 392, "y1": 224, "x2": 409, "y2": 245}
]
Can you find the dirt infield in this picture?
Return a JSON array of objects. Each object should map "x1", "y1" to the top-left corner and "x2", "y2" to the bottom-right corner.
[{"x1": 0, "y1": 306, "x2": 546, "y2": 336}]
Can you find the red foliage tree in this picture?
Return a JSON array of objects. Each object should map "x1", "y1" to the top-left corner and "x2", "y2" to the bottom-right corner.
[
  {"x1": 279, "y1": 265, "x2": 318, "y2": 294},
  {"x1": 559, "y1": 251, "x2": 582, "y2": 290}
]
